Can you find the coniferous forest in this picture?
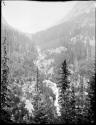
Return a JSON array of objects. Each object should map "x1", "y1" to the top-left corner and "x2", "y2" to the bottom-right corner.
[{"x1": 1, "y1": 1, "x2": 96, "y2": 124}]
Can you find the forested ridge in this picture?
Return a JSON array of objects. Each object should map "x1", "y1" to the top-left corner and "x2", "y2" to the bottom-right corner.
[{"x1": 1, "y1": 1, "x2": 95, "y2": 124}]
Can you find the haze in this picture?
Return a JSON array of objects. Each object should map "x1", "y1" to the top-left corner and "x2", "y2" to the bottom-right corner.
[{"x1": 2, "y1": 1, "x2": 76, "y2": 33}]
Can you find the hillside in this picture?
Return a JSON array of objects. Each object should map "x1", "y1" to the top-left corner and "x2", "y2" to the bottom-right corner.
[
  {"x1": 32, "y1": 1, "x2": 95, "y2": 49},
  {"x1": 1, "y1": 1, "x2": 95, "y2": 124},
  {"x1": 1, "y1": 17, "x2": 37, "y2": 81},
  {"x1": 1, "y1": 16, "x2": 61, "y2": 123},
  {"x1": 31, "y1": 1, "x2": 95, "y2": 77}
]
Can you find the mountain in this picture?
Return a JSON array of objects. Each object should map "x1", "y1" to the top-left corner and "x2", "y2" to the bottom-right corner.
[
  {"x1": 1, "y1": 3, "x2": 95, "y2": 123},
  {"x1": 1, "y1": 1, "x2": 95, "y2": 79},
  {"x1": 32, "y1": 1, "x2": 95, "y2": 50},
  {"x1": 57, "y1": 1, "x2": 95, "y2": 24},
  {"x1": 2, "y1": 16, "x2": 8, "y2": 26},
  {"x1": 1, "y1": 17, "x2": 37, "y2": 80},
  {"x1": 31, "y1": 1, "x2": 95, "y2": 77}
]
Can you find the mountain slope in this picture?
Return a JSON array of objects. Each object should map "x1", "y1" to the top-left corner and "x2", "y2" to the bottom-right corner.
[
  {"x1": 57, "y1": 1, "x2": 95, "y2": 24},
  {"x1": 31, "y1": 1, "x2": 95, "y2": 77},
  {"x1": 32, "y1": 1, "x2": 95, "y2": 50},
  {"x1": 1, "y1": 17, "x2": 37, "y2": 80}
]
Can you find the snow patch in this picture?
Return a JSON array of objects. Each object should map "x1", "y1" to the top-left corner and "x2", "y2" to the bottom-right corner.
[
  {"x1": 43, "y1": 80, "x2": 61, "y2": 116},
  {"x1": 25, "y1": 99, "x2": 34, "y2": 116},
  {"x1": 48, "y1": 67, "x2": 54, "y2": 75},
  {"x1": 48, "y1": 46, "x2": 67, "y2": 54}
]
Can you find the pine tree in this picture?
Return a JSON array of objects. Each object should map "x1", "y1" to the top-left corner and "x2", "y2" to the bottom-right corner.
[
  {"x1": 1, "y1": 28, "x2": 11, "y2": 122},
  {"x1": 88, "y1": 72, "x2": 95, "y2": 123},
  {"x1": 57, "y1": 59, "x2": 70, "y2": 123},
  {"x1": 57, "y1": 60, "x2": 70, "y2": 93}
]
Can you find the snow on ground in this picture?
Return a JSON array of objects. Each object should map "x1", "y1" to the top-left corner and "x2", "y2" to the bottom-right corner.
[
  {"x1": 47, "y1": 67, "x2": 54, "y2": 76},
  {"x1": 48, "y1": 46, "x2": 67, "y2": 54},
  {"x1": 43, "y1": 80, "x2": 61, "y2": 116},
  {"x1": 35, "y1": 46, "x2": 55, "y2": 75},
  {"x1": 25, "y1": 99, "x2": 34, "y2": 116},
  {"x1": 35, "y1": 47, "x2": 61, "y2": 116}
]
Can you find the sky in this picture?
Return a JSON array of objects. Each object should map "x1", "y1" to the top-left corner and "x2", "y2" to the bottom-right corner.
[{"x1": 2, "y1": 1, "x2": 76, "y2": 33}]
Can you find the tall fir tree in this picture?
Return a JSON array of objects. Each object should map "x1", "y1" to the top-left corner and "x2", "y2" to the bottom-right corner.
[
  {"x1": 57, "y1": 59, "x2": 70, "y2": 123},
  {"x1": 88, "y1": 72, "x2": 95, "y2": 123},
  {"x1": 60, "y1": 60, "x2": 70, "y2": 91}
]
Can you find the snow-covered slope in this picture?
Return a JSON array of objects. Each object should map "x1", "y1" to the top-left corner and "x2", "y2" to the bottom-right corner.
[{"x1": 35, "y1": 46, "x2": 67, "y2": 77}]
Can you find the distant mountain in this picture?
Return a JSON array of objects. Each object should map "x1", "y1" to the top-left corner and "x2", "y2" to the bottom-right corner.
[
  {"x1": 1, "y1": 1, "x2": 95, "y2": 79},
  {"x1": 2, "y1": 16, "x2": 8, "y2": 26},
  {"x1": 57, "y1": 1, "x2": 95, "y2": 24},
  {"x1": 32, "y1": 1, "x2": 95, "y2": 50},
  {"x1": 1, "y1": 16, "x2": 36, "y2": 54},
  {"x1": 31, "y1": 1, "x2": 95, "y2": 76},
  {"x1": 1, "y1": 17, "x2": 37, "y2": 80}
]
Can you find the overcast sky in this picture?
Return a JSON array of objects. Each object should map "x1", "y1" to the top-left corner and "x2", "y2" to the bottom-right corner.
[{"x1": 2, "y1": 1, "x2": 76, "y2": 33}]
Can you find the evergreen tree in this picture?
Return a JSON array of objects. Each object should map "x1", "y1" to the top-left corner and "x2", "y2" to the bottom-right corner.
[
  {"x1": 59, "y1": 60, "x2": 70, "y2": 92},
  {"x1": 1, "y1": 28, "x2": 11, "y2": 122},
  {"x1": 88, "y1": 72, "x2": 95, "y2": 123},
  {"x1": 57, "y1": 59, "x2": 70, "y2": 123}
]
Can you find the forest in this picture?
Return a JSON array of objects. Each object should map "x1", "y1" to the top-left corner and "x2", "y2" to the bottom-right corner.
[{"x1": 1, "y1": 1, "x2": 95, "y2": 124}]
